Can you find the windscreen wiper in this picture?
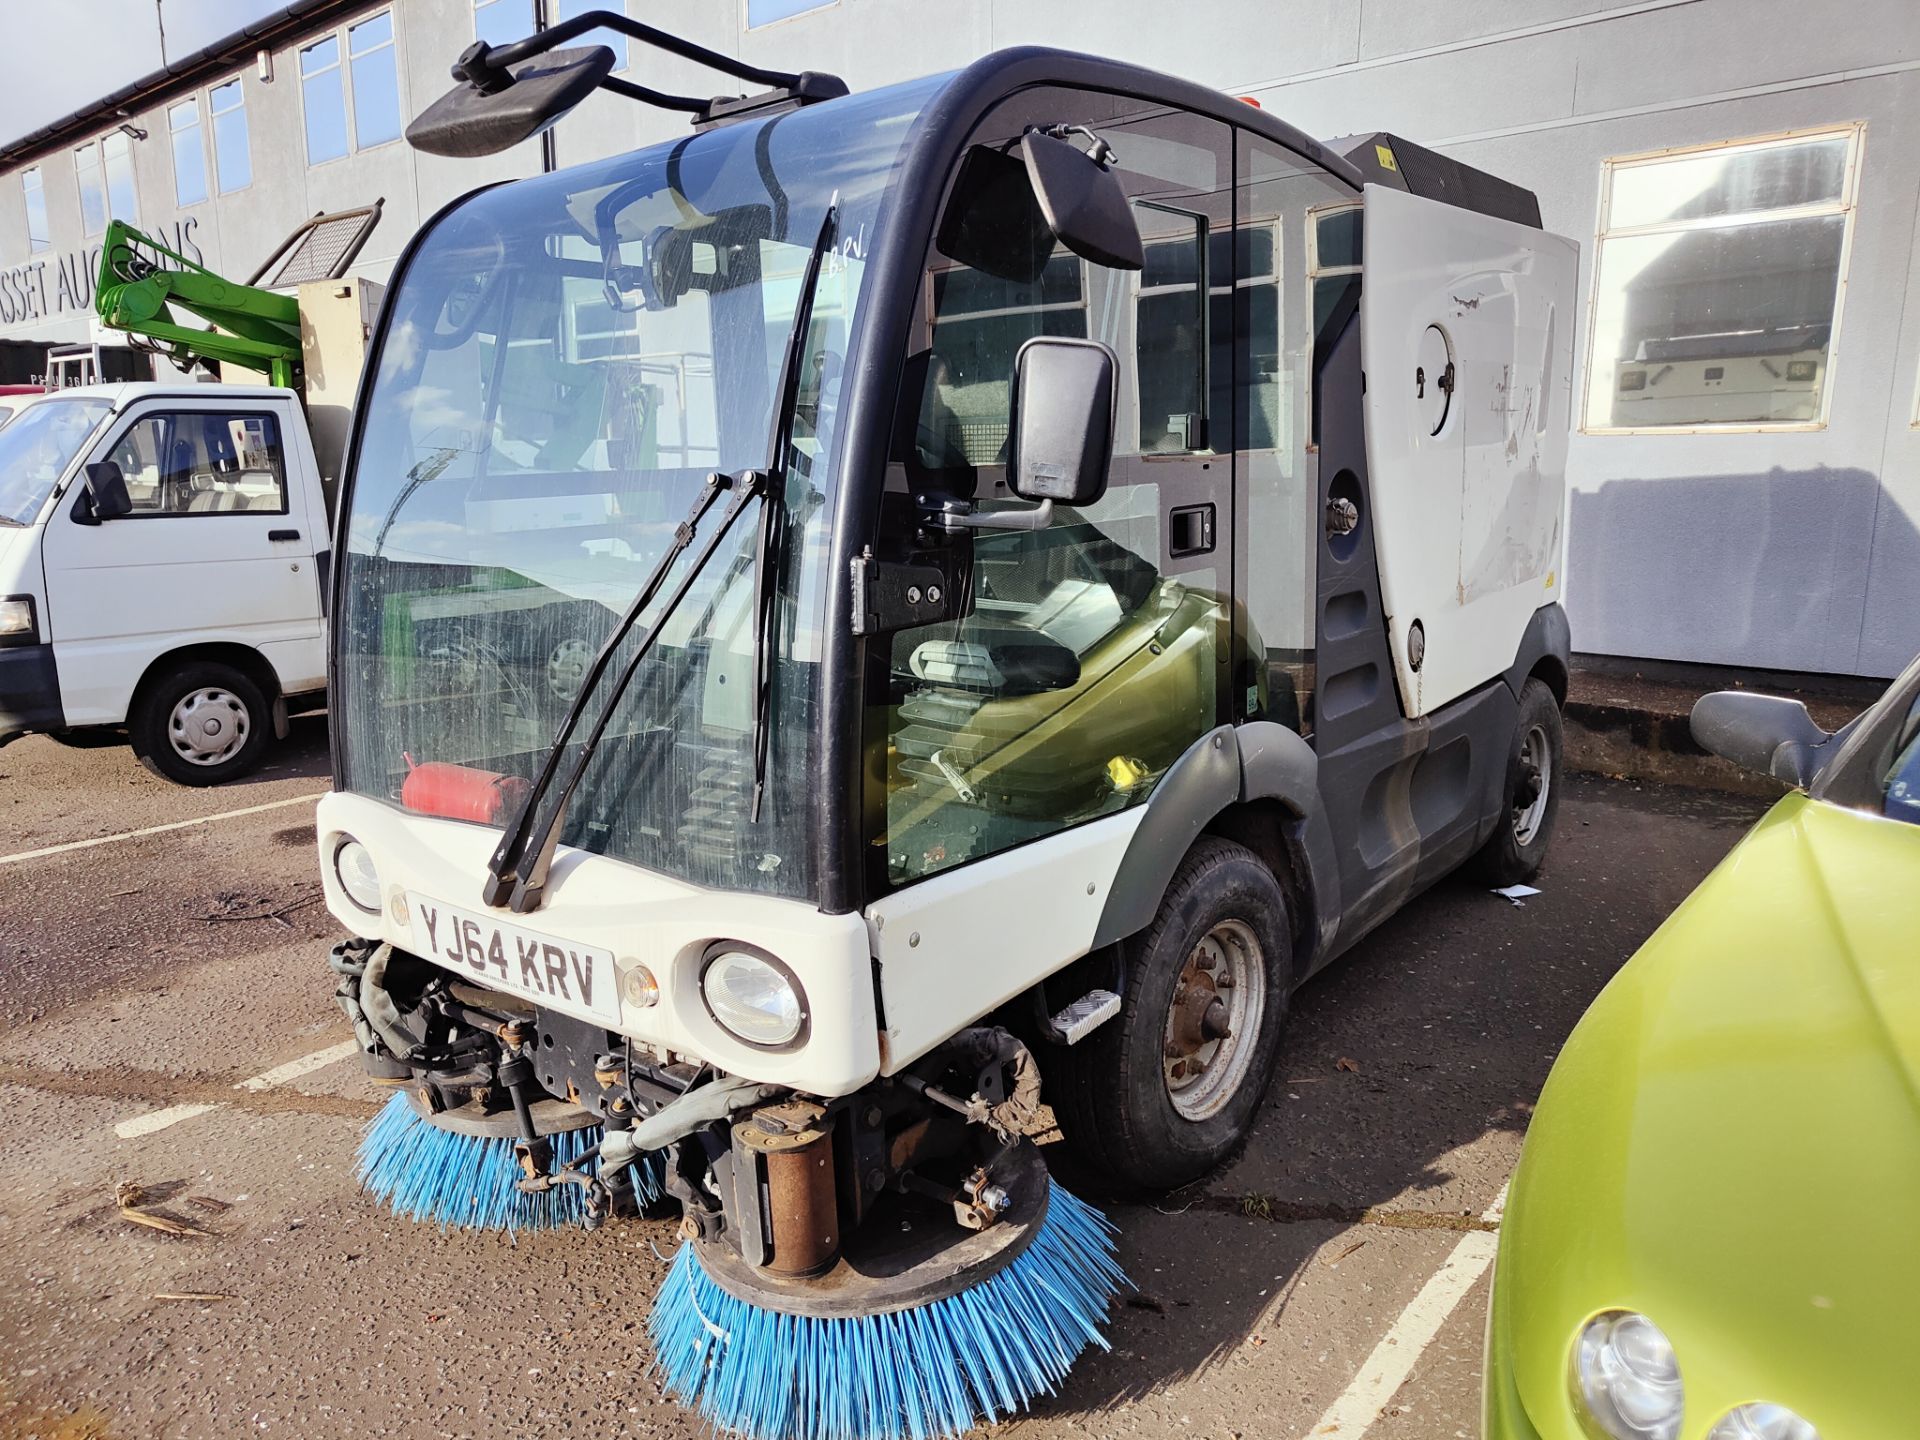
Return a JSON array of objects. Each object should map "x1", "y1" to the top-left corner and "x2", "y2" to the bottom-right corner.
[
  {"x1": 749, "y1": 201, "x2": 837, "y2": 823},
  {"x1": 482, "y1": 469, "x2": 765, "y2": 912},
  {"x1": 484, "y1": 203, "x2": 840, "y2": 912}
]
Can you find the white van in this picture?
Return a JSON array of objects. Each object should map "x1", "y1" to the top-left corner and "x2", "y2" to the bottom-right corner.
[{"x1": 0, "y1": 383, "x2": 331, "y2": 784}]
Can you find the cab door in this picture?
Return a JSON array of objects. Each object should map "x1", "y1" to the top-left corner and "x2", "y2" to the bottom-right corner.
[{"x1": 39, "y1": 399, "x2": 323, "y2": 724}]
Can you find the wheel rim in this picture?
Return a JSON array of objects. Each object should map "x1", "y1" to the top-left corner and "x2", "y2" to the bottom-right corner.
[
  {"x1": 167, "y1": 686, "x2": 250, "y2": 766},
  {"x1": 1162, "y1": 919, "x2": 1265, "y2": 1122},
  {"x1": 547, "y1": 637, "x2": 592, "y2": 702},
  {"x1": 1513, "y1": 723, "x2": 1551, "y2": 845}
]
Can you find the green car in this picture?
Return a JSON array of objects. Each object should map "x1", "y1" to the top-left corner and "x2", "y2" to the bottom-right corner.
[{"x1": 1485, "y1": 656, "x2": 1920, "y2": 1440}]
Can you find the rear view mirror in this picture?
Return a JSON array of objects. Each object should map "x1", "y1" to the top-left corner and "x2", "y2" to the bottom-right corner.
[
  {"x1": 1021, "y1": 130, "x2": 1145, "y2": 272},
  {"x1": 79, "y1": 461, "x2": 133, "y2": 524},
  {"x1": 1010, "y1": 337, "x2": 1116, "y2": 508},
  {"x1": 1691, "y1": 691, "x2": 1831, "y2": 788},
  {"x1": 406, "y1": 44, "x2": 614, "y2": 158}
]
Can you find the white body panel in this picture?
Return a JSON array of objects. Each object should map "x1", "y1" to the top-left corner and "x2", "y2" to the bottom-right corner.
[
  {"x1": 317, "y1": 793, "x2": 882, "y2": 1098},
  {"x1": 1360, "y1": 185, "x2": 1578, "y2": 715},
  {"x1": 865, "y1": 807, "x2": 1148, "y2": 1070},
  {"x1": 28, "y1": 385, "x2": 329, "y2": 725}
]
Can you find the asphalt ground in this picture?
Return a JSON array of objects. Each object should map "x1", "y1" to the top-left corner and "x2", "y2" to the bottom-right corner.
[{"x1": 0, "y1": 722, "x2": 1770, "y2": 1440}]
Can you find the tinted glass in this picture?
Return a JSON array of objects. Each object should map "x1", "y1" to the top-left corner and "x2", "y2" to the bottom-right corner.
[{"x1": 106, "y1": 412, "x2": 287, "y2": 515}]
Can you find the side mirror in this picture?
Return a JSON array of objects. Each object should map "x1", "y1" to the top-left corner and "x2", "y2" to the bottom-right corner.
[
  {"x1": 406, "y1": 44, "x2": 614, "y2": 158},
  {"x1": 1020, "y1": 130, "x2": 1145, "y2": 272},
  {"x1": 79, "y1": 461, "x2": 133, "y2": 523},
  {"x1": 1691, "y1": 691, "x2": 1831, "y2": 788},
  {"x1": 1010, "y1": 336, "x2": 1116, "y2": 507}
]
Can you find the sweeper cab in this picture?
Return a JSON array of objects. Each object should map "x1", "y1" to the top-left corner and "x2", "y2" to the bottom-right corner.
[{"x1": 317, "y1": 13, "x2": 1577, "y2": 1439}]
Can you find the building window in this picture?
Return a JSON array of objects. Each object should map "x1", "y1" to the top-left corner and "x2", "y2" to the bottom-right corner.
[
  {"x1": 301, "y1": 11, "x2": 403, "y2": 163},
  {"x1": 75, "y1": 144, "x2": 106, "y2": 235},
  {"x1": 473, "y1": 0, "x2": 531, "y2": 47},
  {"x1": 1308, "y1": 202, "x2": 1361, "y2": 343},
  {"x1": 747, "y1": 0, "x2": 835, "y2": 26},
  {"x1": 103, "y1": 131, "x2": 139, "y2": 226},
  {"x1": 21, "y1": 167, "x2": 48, "y2": 253},
  {"x1": 170, "y1": 100, "x2": 209, "y2": 207},
  {"x1": 349, "y1": 12, "x2": 402, "y2": 148},
  {"x1": 210, "y1": 80, "x2": 251, "y2": 193},
  {"x1": 554, "y1": 0, "x2": 628, "y2": 67},
  {"x1": 1584, "y1": 125, "x2": 1863, "y2": 432}
]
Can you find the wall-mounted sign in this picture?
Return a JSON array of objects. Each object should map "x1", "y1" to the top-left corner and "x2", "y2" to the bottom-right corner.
[{"x1": 0, "y1": 217, "x2": 203, "y2": 328}]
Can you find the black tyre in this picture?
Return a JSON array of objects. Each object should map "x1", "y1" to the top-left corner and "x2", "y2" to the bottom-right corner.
[
  {"x1": 1469, "y1": 677, "x2": 1563, "y2": 886},
  {"x1": 1050, "y1": 836, "x2": 1292, "y2": 1192},
  {"x1": 130, "y1": 661, "x2": 272, "y2": 786}
]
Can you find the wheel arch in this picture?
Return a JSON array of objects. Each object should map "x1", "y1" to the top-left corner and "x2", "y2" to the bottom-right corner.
[
  {"x1": 131, "y1": 642, "x2": 285, "y2": 722},
  {"x1": 1504, "y1": 603, "x2": 1570, "y2": 707},
  {"x1": 1091, "y1": 723, "x2": 1339, "y2": 975}
]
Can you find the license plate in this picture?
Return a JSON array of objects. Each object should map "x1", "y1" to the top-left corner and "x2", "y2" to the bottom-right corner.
[{"x1": 407, "y1": 892, "x2": 620, "y2": 1026}]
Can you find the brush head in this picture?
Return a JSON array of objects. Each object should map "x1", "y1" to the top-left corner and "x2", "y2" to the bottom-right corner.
[
  {"x1": 648, "y1": 1181, "x2": 1126, "y2": 1440},
  {"x1": 356, "y1": 1090, "x2": 661, "y2": 1230}
]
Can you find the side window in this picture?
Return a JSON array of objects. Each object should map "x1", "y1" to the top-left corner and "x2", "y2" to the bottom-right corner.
[
  {"x1": 1236, "y1": 136, "x2": 1359, "y2": 736},
  {"x1": 105, "y1": 412, "x2": 288, "y2": 516},
  {"x1": 874, "y1": 93, "x2": 1231, "y2": 888}
]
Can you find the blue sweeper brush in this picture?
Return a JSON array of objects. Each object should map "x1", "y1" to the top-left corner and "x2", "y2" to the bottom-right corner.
[
  {"x1": 358, "y1": 1090, "x2": 664, "y2": 1231},
  {"x1": 646, "y1": 1145, "x2": 1127, "y2": 1440}
]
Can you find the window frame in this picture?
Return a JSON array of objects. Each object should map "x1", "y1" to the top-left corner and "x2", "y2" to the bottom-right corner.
[
  {"x1": 299, "y1": 9, "x2": 404, "y2": 165},
  {"x1": 20, "y1": 166, "x2": 48, "y2": 253},
  {"x1": 168, "y1": 98, "x2": 210, "y2": 209},
  {"x1": 101, "y1": 130, "x2": 139, "y2": 228},
  {"x1": 73, "y1": 142, "x2": 108, "y2": 237},
  {"x1": 1580, "y1": 123, "x2": 1866, "y2": 437},
  {"x1": 101, "y1": 409, "x2": 292, "y2": 520},
  {"x1": 209, "y1": 78, "x2": 253, "y2": 195}
]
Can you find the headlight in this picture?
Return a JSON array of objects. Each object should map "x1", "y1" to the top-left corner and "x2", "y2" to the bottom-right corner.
[
  {"x1": 1708, "y1": 1404, "x2": 1820, "y2": 1440},
  {"x1": 0, "y1": 596, "x2": 36, "y2": 642},
  {"x1": 1573, "y1": 1311, "x2": 1685, "y2": 1440},
  {"x1": 701, "y1": 947, "x2": 806, "y2": 1048},
  {"x1": 332, "y1": 837, "x2": 382, "y2": 914}
]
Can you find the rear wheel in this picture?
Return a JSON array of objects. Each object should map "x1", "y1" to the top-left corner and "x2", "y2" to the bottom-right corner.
[
  {"x1": 1051, "y1": 836, "x2": 1292, "y2": 1192},
  {"x1": 130, "y1": 661, "x2": 272, "y2": 786},
  {"x1": 1469, "y1": 677, "x2": 1563, "y2": 885}
]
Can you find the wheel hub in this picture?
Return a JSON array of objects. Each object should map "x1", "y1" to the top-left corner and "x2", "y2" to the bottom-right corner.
[
  {"x1": 168, "y1": 687, "x2": 249, "y2": 766},
  {"x1": 1512, "y1": 723, "x2": 1552, "y2": 844},
  {"x1": 1161, "y1": 920, "x2": 1264, "y2": 1121}
]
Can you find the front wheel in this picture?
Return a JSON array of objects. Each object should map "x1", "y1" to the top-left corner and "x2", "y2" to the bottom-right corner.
[
  {"x1": 1050, "y1": 836, "x2": 1292, "y2": 1193},
  {"x1": 1469, "y1": 676, "x2": 1564, "y2": 886},
  {"x1": 130, "y1": 661, "x2": 272, "y2": 786}
]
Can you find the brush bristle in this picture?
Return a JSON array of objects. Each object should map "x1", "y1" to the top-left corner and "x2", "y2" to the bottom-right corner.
[
  {"x1": 356, "y1": 1090, "x2": 662, "y2": 1231},
  {"x1": 648, "y1": 1182, "x2": 1126, "y2": 1440}
]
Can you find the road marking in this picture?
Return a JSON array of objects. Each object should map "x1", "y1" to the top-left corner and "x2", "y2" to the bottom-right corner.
[
  {"x1": 1309, "y1": 1184, "x2": 1509, "y2": 1438},
  {"x1": 0, "y1": 791, "x2": 327, "y2": 868},
  {"x1": 113, "y1": 1040, "x2": 360, "y2": 1139}
]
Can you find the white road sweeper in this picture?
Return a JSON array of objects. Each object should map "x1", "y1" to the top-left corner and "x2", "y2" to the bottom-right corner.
[{"x1": 317, "y1": 13, "x2": 1577, "y2": 1439}]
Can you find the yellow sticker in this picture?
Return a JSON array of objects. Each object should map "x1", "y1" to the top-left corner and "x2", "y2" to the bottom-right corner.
[
  {"x1": 1374, "y1": 143, "x2": 1398, "y2": 172},
  {"x1": 1545, "y1": 570, "x2": 1557, "y2": 590}
]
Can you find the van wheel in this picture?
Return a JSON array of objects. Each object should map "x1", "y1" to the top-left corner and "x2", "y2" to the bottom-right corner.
[
  {"x1": 130, "y1": 662, "x2": 272, "y2": 786},
  {"x1": 1050, "y1": 836, "x2": 1291, "y2": 1193},
  {"x1": 1469, "y1": 677, "x2": 1563, "y2": 885}
]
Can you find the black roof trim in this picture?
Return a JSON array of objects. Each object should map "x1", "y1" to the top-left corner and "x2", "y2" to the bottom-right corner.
[
  {"x1": 0, "y1": 0, "x2": 372, "y2": 169},
  {"x1": 1331, "y1": 131, "x2": 1543, "y2": 228}
]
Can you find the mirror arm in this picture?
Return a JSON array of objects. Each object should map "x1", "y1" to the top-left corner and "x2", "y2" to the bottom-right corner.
[
  {"x1": 465, "y1": 10, "x2": 807, "y2": 96},
  {"x1": 920, "y1": 494, "x2": 1055, "y2": 534}
]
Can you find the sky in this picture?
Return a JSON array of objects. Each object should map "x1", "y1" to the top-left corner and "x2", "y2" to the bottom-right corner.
[{"x1": 0, "y1": 0, "x2": 286, "y2": 148}]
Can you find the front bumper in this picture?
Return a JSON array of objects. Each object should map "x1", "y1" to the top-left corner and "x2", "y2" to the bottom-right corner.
[
  {"x1": 1483, "y1": 1242, "x2": 1547, "y2": 1440},
  {"x1": 316, "y1": 791, "x2": 882, "y2": 1097},
  {"x1": 0, "y1": 642, "x2": 63, "y2": 740}
]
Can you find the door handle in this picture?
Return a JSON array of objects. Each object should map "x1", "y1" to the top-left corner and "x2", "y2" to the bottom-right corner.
[{"x1": 268, "y1": 528, "x2": 300, "y2": 542}]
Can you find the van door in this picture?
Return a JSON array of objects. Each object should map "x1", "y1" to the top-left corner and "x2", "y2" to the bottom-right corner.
[
  {"x1": 1359, "y1": 184, "x2": 1577, "y2": 718},
  {"x1": 39, "y1": 400, "x2": 324, "y2": 725}
]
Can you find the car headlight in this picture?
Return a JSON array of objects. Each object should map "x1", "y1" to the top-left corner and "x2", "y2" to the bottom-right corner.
[
  {"x1": 332, "y1": 837, "x2": 382, "y2": 914},
  {"x1": 701, "y1": 947, "x2": 805, "y2": 1048},
  {"x1": 1707, "y1": 1404, "x2": 1820, "y2": 1440},
  {"x1": 1573, "y1": 1311, "x2": 1685, "y2": 1440},
  {"x1": 0, "y1": 596, "x2": 36, "y2": 643}
]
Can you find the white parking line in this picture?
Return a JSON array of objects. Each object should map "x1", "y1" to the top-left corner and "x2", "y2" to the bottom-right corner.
[
  {"x1": 1309, "y1": 1185, "x2": 1509, "y2": 1438},
  {"x1": 0, "y1": 791, "x2": 328, "y2": 869},
  {"x1": 113, "y1": 1040, "x2": 360, "y2": 1140}
]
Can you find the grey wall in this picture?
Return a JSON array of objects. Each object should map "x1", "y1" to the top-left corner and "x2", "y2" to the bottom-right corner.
[{"x1": 0, "y1": 0, "x2": 1915, "y2": 675}]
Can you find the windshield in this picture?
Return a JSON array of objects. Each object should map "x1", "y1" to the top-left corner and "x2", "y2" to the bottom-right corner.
[
  {"x1": 335, "y1": 76, "x2": 943, "y2": 900},
  {"x1": 0, "y1": 398, "x2": 112, "y2": 525},
  {"x1": 1814, "y1": 653, "x2": 1920, "y2": 825}
]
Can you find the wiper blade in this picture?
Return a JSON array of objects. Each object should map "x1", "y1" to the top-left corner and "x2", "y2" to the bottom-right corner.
[
  {"x1": 482, "y1": 468, "x2": 765, "y2": 912},
  {"x1": 749, "y1": 200, "x2": 837, "y2": 824}
]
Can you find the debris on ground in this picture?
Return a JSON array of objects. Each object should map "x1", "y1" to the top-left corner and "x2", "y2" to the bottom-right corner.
[
  {"x1": 1491, "y1": 883, "x2": 1543, "y2": 906},
  {"x1": 114, "y1": 1181, "x2": 211, "y2": 1238}
]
